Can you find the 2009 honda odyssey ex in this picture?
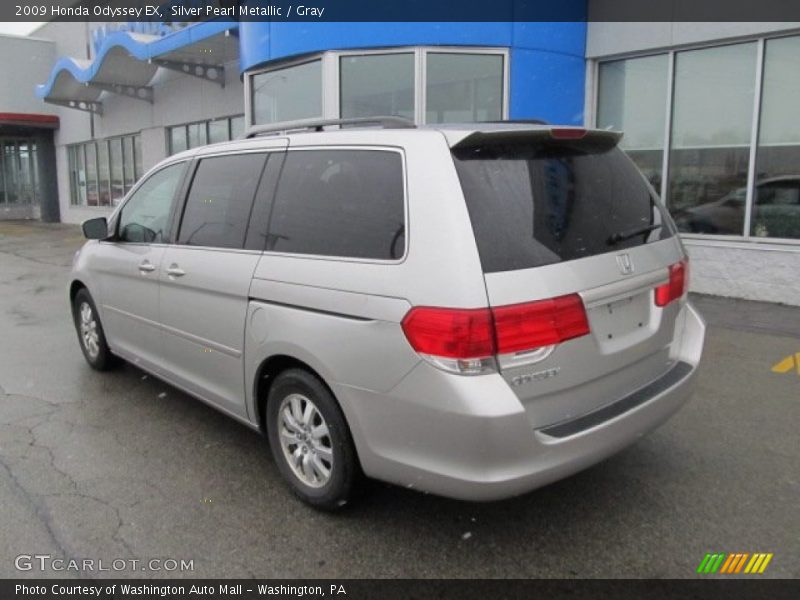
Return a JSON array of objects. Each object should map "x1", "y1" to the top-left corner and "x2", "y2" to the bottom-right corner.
[{"x1": 70, "y1": 118, "x2": 705, "y2": 509}]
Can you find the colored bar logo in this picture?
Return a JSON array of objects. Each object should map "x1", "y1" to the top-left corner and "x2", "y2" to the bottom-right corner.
[{"x1": 697, "y1": 553, "x2": 773, "y2": 574}]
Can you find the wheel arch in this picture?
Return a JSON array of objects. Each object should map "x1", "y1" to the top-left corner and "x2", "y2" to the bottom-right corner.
[
  {"x1": 253, "y1": 354, "x2": 338, "y2": 435},
  {"x1": 69, "y1": 279, "x2": 87, "y2": 303}
]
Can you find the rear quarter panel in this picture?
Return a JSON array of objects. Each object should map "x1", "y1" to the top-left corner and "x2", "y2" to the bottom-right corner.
[{"x1": 243, "y1": 130, "x2": 491, "y2": 425}]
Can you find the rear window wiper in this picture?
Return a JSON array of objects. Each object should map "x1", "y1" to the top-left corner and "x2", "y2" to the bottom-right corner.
[{"x1": 607, "y1": 223, "x2": 661, "y2": 245}]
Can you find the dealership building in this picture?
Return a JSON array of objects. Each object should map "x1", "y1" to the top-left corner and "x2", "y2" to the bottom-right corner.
[{"x1": 0, "y1": 8, "x2": 799, "y2": 305}]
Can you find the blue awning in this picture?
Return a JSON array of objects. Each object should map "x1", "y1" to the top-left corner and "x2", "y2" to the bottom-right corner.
[{"x1": 35, "y1": 20, "x2": 239, "y2": 114}]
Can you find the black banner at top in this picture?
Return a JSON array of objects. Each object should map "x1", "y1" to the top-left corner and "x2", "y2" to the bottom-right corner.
[{"x1": 5, "y1": 0, "x2": 800, "y2": 22}]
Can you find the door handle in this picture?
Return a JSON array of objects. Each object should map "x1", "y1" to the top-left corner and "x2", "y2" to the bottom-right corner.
[
  {"x1": 138, "y1": 262, "x2": 156, "y2": 273},
  {"x1": 166, "y1": 265, "x2": 186, "y2": 278}
]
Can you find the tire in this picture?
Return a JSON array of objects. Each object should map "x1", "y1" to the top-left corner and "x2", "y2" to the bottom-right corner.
[
  {"x1": 266, "y1": 368, "x2": 362, "y2": 510},
  {"x1": 72, "y1": 288, "x2": 119, "y2": 371}
]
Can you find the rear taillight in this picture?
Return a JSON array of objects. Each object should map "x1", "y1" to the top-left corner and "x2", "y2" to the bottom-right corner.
[
  {"x1": 401, "y1": 294, "x2": 590, "y2": 375},
  {"x1": 492, "y1": 294, "x2": 590, "y2": 354},
  {"x1": 655, "y1": 259, "x2": 688, "y2": 307},
  {"x1": 401, "y1": 306, "x2": 495, "y2": 375}
]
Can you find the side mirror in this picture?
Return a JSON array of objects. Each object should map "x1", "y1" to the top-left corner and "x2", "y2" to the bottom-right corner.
[{"x1": 82, "y1": 217, "x2": 109, "y2": 240}]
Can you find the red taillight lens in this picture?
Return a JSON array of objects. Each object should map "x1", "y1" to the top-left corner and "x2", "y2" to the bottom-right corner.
[
  {"x1": 401, "y1": 307, "x2": 495, "y2": 359},
  {"x1": 401, "y1": 294, "x2": 590, "y2": 363},
  {"x1": 493, "y1": 294, "x2": 590, "y2": 354},
  {"x1": 655, "y1": 260, "x2": 688, "y2": 307}
]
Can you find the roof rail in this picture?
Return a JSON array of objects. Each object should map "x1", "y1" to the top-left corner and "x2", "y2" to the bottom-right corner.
[{"x1": 243, "y1": 116, "x2": 416, "y2": 139}]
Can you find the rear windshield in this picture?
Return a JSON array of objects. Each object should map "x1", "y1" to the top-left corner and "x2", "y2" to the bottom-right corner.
[{"x1": 452, "y1": 138, "x2": 675, "y2": 273}]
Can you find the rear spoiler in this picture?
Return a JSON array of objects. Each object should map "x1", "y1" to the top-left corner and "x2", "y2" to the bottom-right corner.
[{"x1": 448, "y1": 127, "x2": 623, "y2": 150}]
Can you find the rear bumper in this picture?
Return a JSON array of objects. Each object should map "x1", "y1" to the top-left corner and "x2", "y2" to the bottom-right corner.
[{"x1": 334, "y1": 301, "x2": 706, "y2": 501}]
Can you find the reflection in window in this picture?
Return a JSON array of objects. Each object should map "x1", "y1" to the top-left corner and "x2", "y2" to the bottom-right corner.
[
  {"x1": 426, "y1": 53, "x2": 503, "y2": 123},
  {"x1": 252, "y1": 60, "x2": 322, "y2": 124},
  {"x1": 753, "y1": 36, "x2": 800, "y2": 239},
  {"x1": 340, "y1": 53, "x2": 414, "y2": 120},
  {"x1": 597, "y1": 55, "x2": 668, "y2": 190},
  {"x1": 668, "y1": 43, "x2": 757, "y2": 235}
]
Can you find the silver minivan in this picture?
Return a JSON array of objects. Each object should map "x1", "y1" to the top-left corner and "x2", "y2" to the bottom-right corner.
[{"x1": 70, "y1": 118, "x2": 706, "y2": 509}]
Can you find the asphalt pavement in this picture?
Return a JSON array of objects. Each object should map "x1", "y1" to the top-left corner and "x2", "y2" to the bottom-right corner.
[{"x1": 0, "y1": 220, "x2": 797, "y2": 578}]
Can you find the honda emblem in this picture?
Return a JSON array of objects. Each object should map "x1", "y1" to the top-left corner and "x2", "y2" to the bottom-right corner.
[{"x1": 616, "y1": 253, "x2": 634, "y2": 275}]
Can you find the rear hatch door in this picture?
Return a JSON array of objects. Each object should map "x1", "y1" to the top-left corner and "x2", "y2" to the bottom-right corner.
[{"x1": 450, "y1": 127, "x2": 686, "y2": 429}]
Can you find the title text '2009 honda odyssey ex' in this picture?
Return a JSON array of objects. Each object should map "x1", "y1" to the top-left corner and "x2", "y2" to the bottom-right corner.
[{"x1": 70, "y1": 118, "x2": 705, "y2": 509}]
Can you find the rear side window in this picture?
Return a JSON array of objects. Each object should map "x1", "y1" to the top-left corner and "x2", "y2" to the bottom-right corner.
[
  {"x1": 452, "y1": 140, "x2": 674, "y2": 273},
  {"x1": 177, "y1": 153, "x2": 267, "y2": 249},
  {"x1": 267, "y1": 149, "x2": 405, "y2": 260}
]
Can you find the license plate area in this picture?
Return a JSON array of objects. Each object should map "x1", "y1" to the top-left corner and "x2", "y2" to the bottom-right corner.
[{"x1": 588, "y1": 291, "x2": 651, "y2": 343}]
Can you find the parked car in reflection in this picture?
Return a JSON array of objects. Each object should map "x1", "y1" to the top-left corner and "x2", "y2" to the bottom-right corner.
[{"x1": 674, "y1": 176, "x2": 800, "y2": 238}]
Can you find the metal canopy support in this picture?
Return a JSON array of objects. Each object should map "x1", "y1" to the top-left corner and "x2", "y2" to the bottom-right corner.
[
  {"x1": 44, "y1": 98, "x2": 103, "y2": 116},
  {"x1": 86, "y1": 82, "x2": 154, "y2": 104},
  {"x1": 150, "y1": 58, "x2": 225, "y2": 88}
]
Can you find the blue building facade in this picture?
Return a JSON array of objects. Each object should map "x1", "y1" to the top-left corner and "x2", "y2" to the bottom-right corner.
[{"x1": 238, "y1": 21, "x2": 587, "y2": 125}]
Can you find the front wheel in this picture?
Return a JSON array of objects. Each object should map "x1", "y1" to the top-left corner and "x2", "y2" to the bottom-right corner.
[
  {"x1": 72, "y1": 288, "x2": 118, "y2": 371},
  {"x1": 266, "y1": 369, "x2": 362, "y2": 510}
]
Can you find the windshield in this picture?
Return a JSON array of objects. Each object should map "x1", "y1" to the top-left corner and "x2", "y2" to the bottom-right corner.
[{"x1": 452, "y1": 140, "x2": 675, "y2": 273}]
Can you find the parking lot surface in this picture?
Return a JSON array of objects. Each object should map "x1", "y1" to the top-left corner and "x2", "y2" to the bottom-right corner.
[{"x1": 0, "y1": 221, "x2": 798, "y2": 578}]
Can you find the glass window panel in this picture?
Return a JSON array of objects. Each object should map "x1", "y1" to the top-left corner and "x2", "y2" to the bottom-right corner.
[
  {"x1": 453, "y1": 141, "x2": 673, "y2": 273},
  {"x1": 230, "y1": 115, "x2": 245, "y2": 139},
  {"x1": 96, "y1": 140, "x2": 111, "y2": 207},
  {"x1": 109, "y1": 138, "x2": 124, "y2": 206},
  {"x1": 84, "y1": 142, "x2": 98, "y2": 207},
  {"x1": 426, "y1": 53, "x2": 503, "y2": 123},
  {"x1": 252, "y1": 60, "x2": 322, "y2": 124},
  {"x1": 340, "y1": 53, "x2": 414, "y2": 120},
  {"x1": 31, "y1": 142, "x2": 39, "y2": 204},
  {"x1": 169, "y1": 126, "x2": 187, "y2": 154},
  {"x1": 597, "y1": 55, "x2": 668, "y2": 190},
  {"x1": 119, "y1": 163, "x2": 186, "y2": 243},
  {"x1": 67, "y1": 146, "x2": 76, "y2": 205},
  {"x1": 76, "y1": 145, "x2": 87, "y2": 205},
  {"x1": 267, "y1": 150, "x2": 406, "y2": 259},
  {"x1": 208, "y1": 119, "x2": 230, "y2": 144},
  {"x1": 187, "y1": 122, "x2": 207, "y2": 149},
  {"x1": 0, "y1": 146, "x2": 5, "y2": 204},
  {"x1": 17, "y1": 141, "x2": 32, "y2": 204},
  {"x1": 122, "y1": 136, "x2": 135, "y2": 193},
  {"x1": 178, "y1": 154, "x2": 266, "y2": 249},
  {"x1": 668, "y1": 43, "x2": 757, "y2": 235},
  {"x1": 134, "y1": 135, "x2": 143, "y2": 180},
  {"x1": 753, "y1": 35, "x2": 800, "y2": 239},
  {"x1": 3, "y1": 141, "x2": 19, "y2": 204}
]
